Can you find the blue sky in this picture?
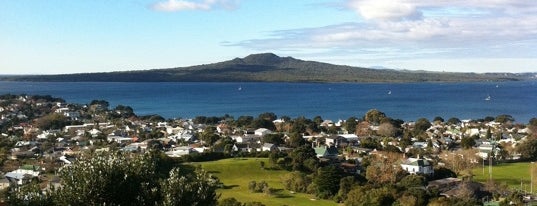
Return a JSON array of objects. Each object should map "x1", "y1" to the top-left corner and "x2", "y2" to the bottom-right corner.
[{"x1": 1, "y1": 0, "x2": 536, "y2": 74}]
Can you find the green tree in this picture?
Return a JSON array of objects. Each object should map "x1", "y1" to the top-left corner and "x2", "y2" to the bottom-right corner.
[
  {"x1": 414, "y1": 118, "x2": 432, "y2": 134},
  {"x1": 262, "y1": 133, "x2": 284, "y2": 145},
  {"x1": 251, "y1": 118, "x2": 276, "y2": 131},
  {"x1": 460, "y1": 137, "x2": 476, "y2": 149},
  {"x1": 345, "y1": 117, "x2": 358, "y2": 134},
  {"x1": 344, "y1": 186, "x2": 395, "y2": 206},
  {"x1": 258, "y1": 112, "x2": 277, "y2": 121},
  {"x1": 161, "y1": 168, "x2": 219, "y2": 206},
  {"x1": 398, "y1": 174, "x2": 427, "y2": 188},
  {"x1": 364, "y1": 109, "x2": 386, "y2": 125},
  {"x1": 200, "y1": 126, "x2": 221, "y2": 146},
  {"x1": 335, "y1": 176, "x2": 356, "y2": 202},
  {"x1": 287, "y1": 132, "x2": 306, "y2": 148},
  {"x1": 313, "y1": 165, "x2": 343, "y2": 199},
  {"x1": 516, "y1": 137, "x2": 537, "y2": 160},
  {"x1": 447, "y1": 117, "x2": 461, "y2": 125},
  {"x1": 35, "y1": 113, "x2": 69, "y2": 130},
  {"x1": 433, "y1": 116, "x2": 444, "y2": 123},
  {"x1": 495, "y1": 114, "x2": 514, "y2": 124},
  {"x1": 9, "y1": 151, "x2": 219, "y2": 206},
  {"x1": 290, "y1": 145, "x2": 318, "y2": 172},
  {"x1": 281, "y1": 171, "x2": 312, "y2": 193}
]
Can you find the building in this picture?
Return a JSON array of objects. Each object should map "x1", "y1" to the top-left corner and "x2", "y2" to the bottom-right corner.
[{"x1": 400, "y1": 157, "x2": 434, "y2": 175}]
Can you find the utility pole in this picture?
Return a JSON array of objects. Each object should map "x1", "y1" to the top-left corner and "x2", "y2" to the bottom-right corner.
[{"x1": 489, "y1": 155, "x2": 492, "y2": 181}]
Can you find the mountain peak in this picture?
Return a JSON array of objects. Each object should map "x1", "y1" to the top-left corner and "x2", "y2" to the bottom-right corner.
[{"x1": 241, "y1": 53, "x2": 289, "y2": 65}]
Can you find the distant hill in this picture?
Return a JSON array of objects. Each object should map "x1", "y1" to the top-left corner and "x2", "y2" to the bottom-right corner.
[{"x1": 1, "y1": 53, "x2": 534, "y2": 82}]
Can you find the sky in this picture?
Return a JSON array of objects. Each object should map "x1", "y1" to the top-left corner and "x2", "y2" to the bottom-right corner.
[{"x1": 1, "y1": 0, "x2": 537, "y2": 74}]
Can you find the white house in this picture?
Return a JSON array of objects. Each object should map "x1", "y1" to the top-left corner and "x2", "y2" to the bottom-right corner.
[
  {"x1": 261, "y1": 143, "x2": 278, "y2": 152},
  {"x1": 400, "y1": 158, "x2": 434, "y2": 175},
  {"x1": 5, "y1": 165, "x2": 41, "y2": 185},
  {"x1": 165, "y1": 146, "x2": 197, "y2": 157},
  {"x1": 255, "y1": 128, "x2": 272, "y2": 136}
]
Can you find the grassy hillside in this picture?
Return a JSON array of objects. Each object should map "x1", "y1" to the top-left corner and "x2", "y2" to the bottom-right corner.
[
  {"x1": 472, "y1": 162, "x2": 535, "y2": 191},
  {"x1": 1, "y1": 53, "x2": 532, "y2": 83},
  {"x1": 192, "y1": 158, "x2": 337, "y2": 206}
]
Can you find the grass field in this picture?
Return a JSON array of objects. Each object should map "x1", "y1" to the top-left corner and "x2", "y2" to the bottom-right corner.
[
  {"x1": 472, "y1": 161, "x2": 536, "y2": 192},
  {"x1": 192, "y1": 158, "x2": 338, "y2": 206}
]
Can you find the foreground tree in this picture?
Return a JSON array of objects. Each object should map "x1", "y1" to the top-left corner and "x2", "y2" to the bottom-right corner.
[{"x1": 8, "y1": 151, "x2": 219, "y2": 206}]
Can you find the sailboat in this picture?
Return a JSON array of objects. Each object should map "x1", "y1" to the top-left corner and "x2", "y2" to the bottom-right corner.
[
  {"x1": 238, "y1": 86, "x2": 242, "y2": 91},
  {"x1": 388, "y1": 90, "x2": 392, "y2": 95},
  {"x1": 485, "y1": 95, "x2": 491, "y2": 101}
]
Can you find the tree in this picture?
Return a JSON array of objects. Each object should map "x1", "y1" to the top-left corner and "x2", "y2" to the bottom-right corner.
[
  {"x1": 35, "y1": 113, "x2": 69, "y2": 130},
  {"x1": 200, "y1": 126, "x2": 221, "y2": 146},
  {"x1": 344, "y1": 186, "x2": 395, "y2": 206},
  {"x1": 290, "y1": 145, "x2": 318, "y2": 172},
  {"x1": 378, "y1": 122, "x2": 397, "y2": 137},
  {"x1": 287, "y1": 132, "x2": 306, "y2": 148},
  {"x1": 336, "y1": 176, "x2": 356, "y2": 202},
  {"x1": 313, "y1": 165, "x2": 343, "y2": 199},
  {"x1": 251, "y1": 118, "x2": 276, "y2": 131},
  {"x1": 262, "y1": 133, "x2": 284, "y2": 145},
  {"x1": 258, "y1": 112, "x2": 277, "y2": 121},
  {"x1": 236, "y1": 116, "x2": 254, "y2": 128},
  {"x1": 364, "y1": 109, "x2": 386, "y2": 125},
  {"x1": 365, "y1": 152, "x2": 405, "y2": 185},
  {"x1": 345, "y1": 117, "x2": 358, "y2": 134},
  {"x1": 516, "y1": 137, "x2": 537, "y2": 160},
  {"x1": 433, "y1": 116, "x2": 444, "y2": 123},
  {"x1": 439, "y1": 149, "x2": 480, "y2": 174},
  {"x1": 414, "y1": 118, "x2": 431, "y2": 134},
  {"x1": 89, "y1": 99, "x2": 110, "y2": 108},
  {"x1": 447, "y1": 117, "x2": 461, "y2": 125},
  {"x1": 398, "y1": 174, "x2": 427, "y2": 188},
  {"x1": 9, "y1": 151, "x2": 219, "y2": 205},
  {"x1": 281, "y1": 171, "x2": 312, "y2": 193},
  {"x1": 495, "y1": 114, "x2": 514, "y2": 124},
  {"x1": 161, "y1": 168, "x2": 219, "y2": 206},
  {"x1": 460, "y1": 137, "x2": 476, "y2": 149}
]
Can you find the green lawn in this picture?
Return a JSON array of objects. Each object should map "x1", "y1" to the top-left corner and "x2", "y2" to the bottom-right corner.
[
  {"x1": 472, "y1": 161, "x2": 536, "y2": 191},
  {"x1": 192, "y1": 158, "x2": 338, "y2": 206}
]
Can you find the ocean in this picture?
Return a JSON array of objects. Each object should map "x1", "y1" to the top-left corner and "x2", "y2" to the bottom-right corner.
[{"x1": 0, "y1": 81, "x2": 535, "y2": 123}]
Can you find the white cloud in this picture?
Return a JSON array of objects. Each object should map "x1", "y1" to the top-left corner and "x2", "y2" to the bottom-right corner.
[
  {"x1": 227, "y1": 0, "x2": 537, "y2": 72},
  {"x1": 152, "y1": 0, "x2": 238, "y2": 12},
  {"x1": 348, "y1": 0, "x2": 422, "y2": 21}
]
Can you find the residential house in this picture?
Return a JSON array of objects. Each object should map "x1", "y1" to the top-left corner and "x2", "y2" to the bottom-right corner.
[
  {"x1": 5, "y1": 165, "x2": 41, "y2": 185},
  {"x1": 255, "y1": 128, "x2": 272, "y2": 136},
  {"x1": 400, "y1": 157, "x2": 434, "y2": 175},
  {"x1": 165, "y1": 146, "x2": 198, "y2": 157},
  {"x1": 261, "y1": 143, "x2": 278, "y2": 152},
  {"x1": 314, "y1": 146, "x2": 339, "y2": 159},
  {"x1": 325, "y1": 136, "x2": 348, "y2": 148}
]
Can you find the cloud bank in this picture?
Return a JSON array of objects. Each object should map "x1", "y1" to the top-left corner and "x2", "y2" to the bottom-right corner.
[{"x1": 227, "y1": 0, "x2": 537, "y2": 66}]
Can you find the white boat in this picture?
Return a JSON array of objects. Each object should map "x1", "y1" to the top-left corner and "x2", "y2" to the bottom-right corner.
[
  {"x1": 388, "y1": 90, "x2": 392, "y2": 95},
  {"x1": 485, "y1": 95, "x2": 491, "y2": 101}
]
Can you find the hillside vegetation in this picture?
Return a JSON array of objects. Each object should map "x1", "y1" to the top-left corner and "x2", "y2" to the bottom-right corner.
[{"x1": 1, "y1": 53, "x2": 532, "y2": 82}]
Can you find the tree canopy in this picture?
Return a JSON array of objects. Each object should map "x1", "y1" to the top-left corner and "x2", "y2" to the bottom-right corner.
[{"x1": 8, "y1": 151, "x2": 219, "y2": 206}]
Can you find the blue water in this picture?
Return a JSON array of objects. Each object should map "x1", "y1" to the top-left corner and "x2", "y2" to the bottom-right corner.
[{"x1": 0, "y1": 81, "x2": 535, "y2": 123}]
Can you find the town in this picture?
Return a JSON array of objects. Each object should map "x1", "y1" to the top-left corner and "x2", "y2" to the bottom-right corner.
[{"x1": 1, "y1": 93, "x2": 536, "y2": 205}]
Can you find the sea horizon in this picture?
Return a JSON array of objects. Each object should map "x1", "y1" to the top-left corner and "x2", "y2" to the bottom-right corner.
[{"x1": 0, "y1": 81, "x2": 535, "y2": 123}]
